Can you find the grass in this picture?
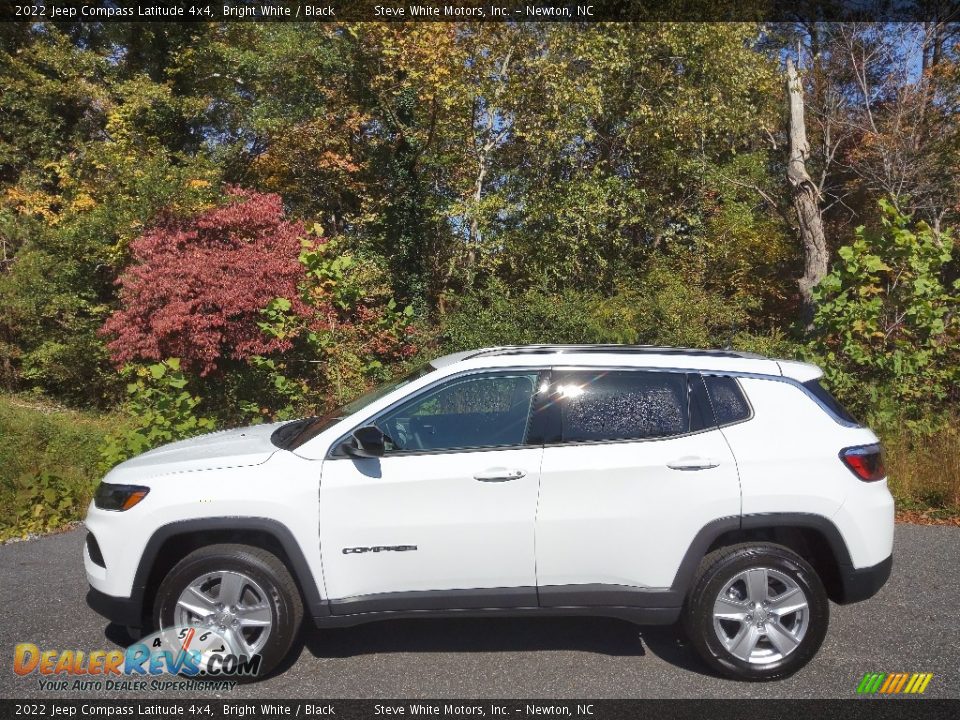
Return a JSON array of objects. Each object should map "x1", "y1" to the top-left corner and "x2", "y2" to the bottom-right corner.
[
  {"x1": 0, "y1": 394, "x2": 127, "y2": 541},
  {"x1": 882, "y1": 423, "x2": 960, "y2": 524}
]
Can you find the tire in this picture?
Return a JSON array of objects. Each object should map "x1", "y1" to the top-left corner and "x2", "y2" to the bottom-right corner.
[
  {"x1": 154, "y1": 544, "x2": 304, "y2": 680},
  {"x1": 682, "y1": 542, "x2": 829, "y2": 681}
]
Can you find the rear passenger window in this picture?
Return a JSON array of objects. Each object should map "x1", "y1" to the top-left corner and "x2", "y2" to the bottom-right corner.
[
  {"x1": 556, "y1": 371, "x2": 689, "y2": 442},
  {"x1": 703, "y1": 375, "x2": 751, "y2": 425}
]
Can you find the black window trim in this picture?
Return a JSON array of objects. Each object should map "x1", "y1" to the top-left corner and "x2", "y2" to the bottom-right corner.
[
  {"x1": 711, "y1": 371, "x2": 858, "y2": 428},
  {"x1": 324, "y1": 365, "x2": 857, "y2": 459},
  {"x1": 325, "y1": 366, "x2": 551, "y2": 459},
  {"x1": 802, "y1": 378, "x2": 859, "y2": 426},
  {"x1": 544, "y1": 365, "x2": 859, "y2": 430}
]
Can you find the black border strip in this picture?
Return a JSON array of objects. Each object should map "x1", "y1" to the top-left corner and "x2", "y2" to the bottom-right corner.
[
  {"x1": 3, "y1": 1, "x2": 959, "y2": 24},
  {"x1": 0, "y1": 700, "x2": 955, "y2": 719}
]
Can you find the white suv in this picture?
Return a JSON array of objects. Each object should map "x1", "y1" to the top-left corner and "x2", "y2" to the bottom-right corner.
[{"x1": 84, "y1": 345, "x2": 894, "y2": 681}]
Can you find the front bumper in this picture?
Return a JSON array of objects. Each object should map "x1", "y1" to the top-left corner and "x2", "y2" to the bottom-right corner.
[
  {"x1": 86, "y1": 586, "x2": 144, "y2": 628},
  {"x1": 836, "y1": 554, "x2": 892, "y2": 604}
]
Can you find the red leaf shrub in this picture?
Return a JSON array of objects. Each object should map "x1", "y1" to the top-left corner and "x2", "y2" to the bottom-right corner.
[{"x1": 102, "y1": 189, "x2": 311, "y2": 375}]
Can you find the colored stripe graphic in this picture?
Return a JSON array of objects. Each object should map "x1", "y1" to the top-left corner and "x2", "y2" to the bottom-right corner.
[
  {"x1": 879, "y1": 673, "x2": 897, "y2": 693},
  {"x1": 912, "y1": 674, "x2": 934, "y2": 694},
  {"x1": 857, "y1": 672, "x2": 933, "y2": 694},
  {"x1": 857, "y1": 673, "x2": 885, "y2": 693}
]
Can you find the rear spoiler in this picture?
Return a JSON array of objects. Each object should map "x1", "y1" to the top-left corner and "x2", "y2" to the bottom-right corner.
[{"x1": 775, "y1": 360, "x2": 823, "y2": 383}]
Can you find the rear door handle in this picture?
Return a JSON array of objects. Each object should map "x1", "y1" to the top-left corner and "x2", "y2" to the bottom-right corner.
[
  {"x1": 667, "y1": 457, "x2": 720, "y2": 471},
  {"x1": 474, "y1": 468, "x2": 526, "y2": 482}
]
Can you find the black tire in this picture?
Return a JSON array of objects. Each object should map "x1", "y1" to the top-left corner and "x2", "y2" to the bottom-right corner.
[
  {"x1": 682, "y1": 542, "x2": 829, "y2": 681},
  {"x1": 154, "y1": 544, "x2": 304, "y2": 680}
]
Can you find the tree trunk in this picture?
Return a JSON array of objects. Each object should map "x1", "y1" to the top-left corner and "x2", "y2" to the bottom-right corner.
[{"x1": 786, "y1": 56, "x2": 829, "y2": 323}]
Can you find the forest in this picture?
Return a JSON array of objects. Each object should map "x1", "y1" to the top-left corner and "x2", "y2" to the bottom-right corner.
[{"x1": 0, "y1": 20, "x2": 958, "y2": 539}]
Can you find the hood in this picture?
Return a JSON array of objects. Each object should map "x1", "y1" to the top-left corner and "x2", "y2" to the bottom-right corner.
[{"x1": 104, "y1": 420, "x2": 294, "y2": 484}]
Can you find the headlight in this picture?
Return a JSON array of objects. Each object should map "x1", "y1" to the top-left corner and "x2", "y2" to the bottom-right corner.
[{"x1": 94, "y1": 483, "x2": 150, "y2": 511}]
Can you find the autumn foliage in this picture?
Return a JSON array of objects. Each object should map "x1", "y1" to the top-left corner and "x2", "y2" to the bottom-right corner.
[{"x1": 102, "y1": 189, "x2": 310, "y2": 374}]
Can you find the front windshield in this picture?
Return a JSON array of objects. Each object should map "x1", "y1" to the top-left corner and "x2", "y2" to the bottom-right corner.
[{"x1": 272, "y1": 364, "x2": 435, "y2": 450}]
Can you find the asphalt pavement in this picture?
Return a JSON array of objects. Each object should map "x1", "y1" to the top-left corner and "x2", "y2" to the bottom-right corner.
[{"x1": 1, "y1": 524, "x2": 957, "y2": 699}]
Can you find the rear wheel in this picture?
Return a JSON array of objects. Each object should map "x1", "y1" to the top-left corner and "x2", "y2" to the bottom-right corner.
[
  {"x1": 682, "y1": 542, "x2": 829, "y2": 680},
  {"x1": 154, "y1": 544, "x2": 303, "y2": 680}
]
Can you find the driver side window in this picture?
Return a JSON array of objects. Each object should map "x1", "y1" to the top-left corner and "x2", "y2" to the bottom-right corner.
[{"x1": 376, "y1": 373, "x2": 540, "y2": 453}]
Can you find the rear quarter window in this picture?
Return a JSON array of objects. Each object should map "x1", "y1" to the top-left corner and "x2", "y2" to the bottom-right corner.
[{"x1": 702, "y1": 375, "x2": 751, "y2": 425}]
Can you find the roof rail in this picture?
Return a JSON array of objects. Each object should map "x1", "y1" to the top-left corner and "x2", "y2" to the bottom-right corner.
[{"x1": 464, "y1": 344, "x2": 767, "y2": 361}]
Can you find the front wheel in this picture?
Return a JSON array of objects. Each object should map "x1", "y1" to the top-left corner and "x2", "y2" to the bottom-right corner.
[
  {"x1": 154, "y1": 544, "x2": 304, "y2": 680},
  {"x1": 682, "y1": 542, "x2": 829, "y2": 681}
]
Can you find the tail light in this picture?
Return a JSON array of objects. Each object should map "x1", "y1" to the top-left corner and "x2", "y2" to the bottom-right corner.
[{"x1": 840, "y1": 444, "x2": 886, "y2": 482}]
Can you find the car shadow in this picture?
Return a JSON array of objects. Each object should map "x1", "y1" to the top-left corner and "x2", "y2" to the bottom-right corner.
[
  {"x1": 633, "y1": 626, "x2": 718, "y2": 678},
  {"x1": 104, "y1": 622, "x2": 137, "y2": 646},
  {"x1": 304, "y1": 616, "x2": 642, "y2": 657},
  {"x1": 100, "y1": 616, "x2": 721, "y2": 680},
  {"x1": 301, "y1": 615, "x2": 717, "y2": 676}
]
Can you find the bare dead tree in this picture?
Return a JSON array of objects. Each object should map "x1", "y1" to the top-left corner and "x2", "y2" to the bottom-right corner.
[{"x1": 786, "y1": 55, "x2": 829, "y2": 322}]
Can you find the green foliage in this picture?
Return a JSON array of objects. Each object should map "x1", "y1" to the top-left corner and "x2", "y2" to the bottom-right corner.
[
  {"x1": 0, "y1": 395, "x2": 125, "y2": 540},
  {"x1": 237, "y1": 356, "x2": 309, "y2": 423},
  {"x1": 0, "y1": 25, "x2": 220, "y2": 406},
  {"x1": 600, "y1": 260, "x2": 753, "y2": 348},
  {"x1": 7, "y1": 471, "x2": 79, "y2": 540},
  {"x1": 441, "y1": 260, "x2": 770, "y2": 353},
  {"x1": 809, "y1": 201, "x2": 960, "y2": 431},
  {"x1": 440, "y1": 282, "x2": 610, "y2": 351},
  {"x1": 2, "y1": 23, "x2": 960, "y2": 522},
  {"x1": 255, "y1": 236, "x2": 421, "y2": 414},
  {"x1": 99, "y1": 359, "x2": 215, "y2": 471},
  {"x1": 488, "y1": 23, "x2": 783, "y2": 293}
]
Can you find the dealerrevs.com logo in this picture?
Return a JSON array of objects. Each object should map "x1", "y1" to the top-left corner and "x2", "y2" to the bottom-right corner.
[
  {"x1": 13, "y1": 627, "x2": 260, "y2": 692},
  {"x1": 857, "y1": 672, "x2": 934, "y2": 695}
]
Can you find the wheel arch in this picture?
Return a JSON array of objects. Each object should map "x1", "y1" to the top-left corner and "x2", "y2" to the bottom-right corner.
[
  {"x1": 133, "y1": 517, "x2": 327, "y2": 628},
  {"x1": 671, "y1": 513, "x2": 854, "y2": 603}
]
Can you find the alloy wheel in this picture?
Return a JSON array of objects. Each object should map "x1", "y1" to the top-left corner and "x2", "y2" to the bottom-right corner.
[
  {"x1": 174, "y1": 570, "x2": 273, "y2": 657},
  {"x1": 712, "y1": 566, "x2": 809, "y2": 665}
]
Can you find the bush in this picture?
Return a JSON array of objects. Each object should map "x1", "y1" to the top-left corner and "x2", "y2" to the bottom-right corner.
[
  {"x1": 99, "y1": 359, "x2": 216, "y2": 471},
  {"x1": 100, "y1": 191, "x2": 421, "y2": 425},
  {"x1": 439, "y1": 281, "x2": 609, "y2": 351},
  {"x1": 809, "y1": 200, "x2": 960, "y2": 431},
  {"x1": 101, "y1": 188, "x2": 308, "y2": 375},
  {"x1": 0, "y1": 394, "x2": 127, "y2": 540},
  {"x1": 253, "y1": 235, "x2": 421, "y2": 414}
]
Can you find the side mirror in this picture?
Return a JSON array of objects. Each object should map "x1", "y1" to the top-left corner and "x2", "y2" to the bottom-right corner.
[{"x1": 343, "y1": 425, "x2": 386, "y2": 458}]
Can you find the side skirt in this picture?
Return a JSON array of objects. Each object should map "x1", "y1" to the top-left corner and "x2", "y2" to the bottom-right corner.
[
  {"x1": 313, "y1": 605, "x2": 681, "y2": 629},
  {"x1": 317, "y1": 585, "x2": 681, "y2": 628}
]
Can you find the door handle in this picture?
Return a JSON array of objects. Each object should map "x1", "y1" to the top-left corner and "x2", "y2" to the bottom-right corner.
[
  {"x1": 667, "y1": 457, "x2": 720, "y2": 471},
  {"x1": 474, "y1": 468, "x2": 526, "y2": 482}
]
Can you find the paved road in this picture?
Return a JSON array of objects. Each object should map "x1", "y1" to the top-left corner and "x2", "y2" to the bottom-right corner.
[{"x1": 1, "y1": 524, "x2": 957, "y2": 699}]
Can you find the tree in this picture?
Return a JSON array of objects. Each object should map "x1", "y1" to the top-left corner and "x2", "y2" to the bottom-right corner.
[
  {"x1": 0, "y1": 23, "x2": 221, "y2": 404},
  {"x1": 836, "y1": 23, "x2": 960, "y2": 236},
  {"x1": 489, "y1": 23, "x2": 783, "y2": 296},
  {"x1": 786, "y1": 54, "x2": 829, "y2": 319}
]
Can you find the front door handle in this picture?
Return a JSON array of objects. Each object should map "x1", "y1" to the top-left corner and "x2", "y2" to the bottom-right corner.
[
  {"x1": 667, "y1": 457, "x2": 720, "y2": 471},
  {"x1": 474, "y1": 468, "x2": 526, "y2": 482}
]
